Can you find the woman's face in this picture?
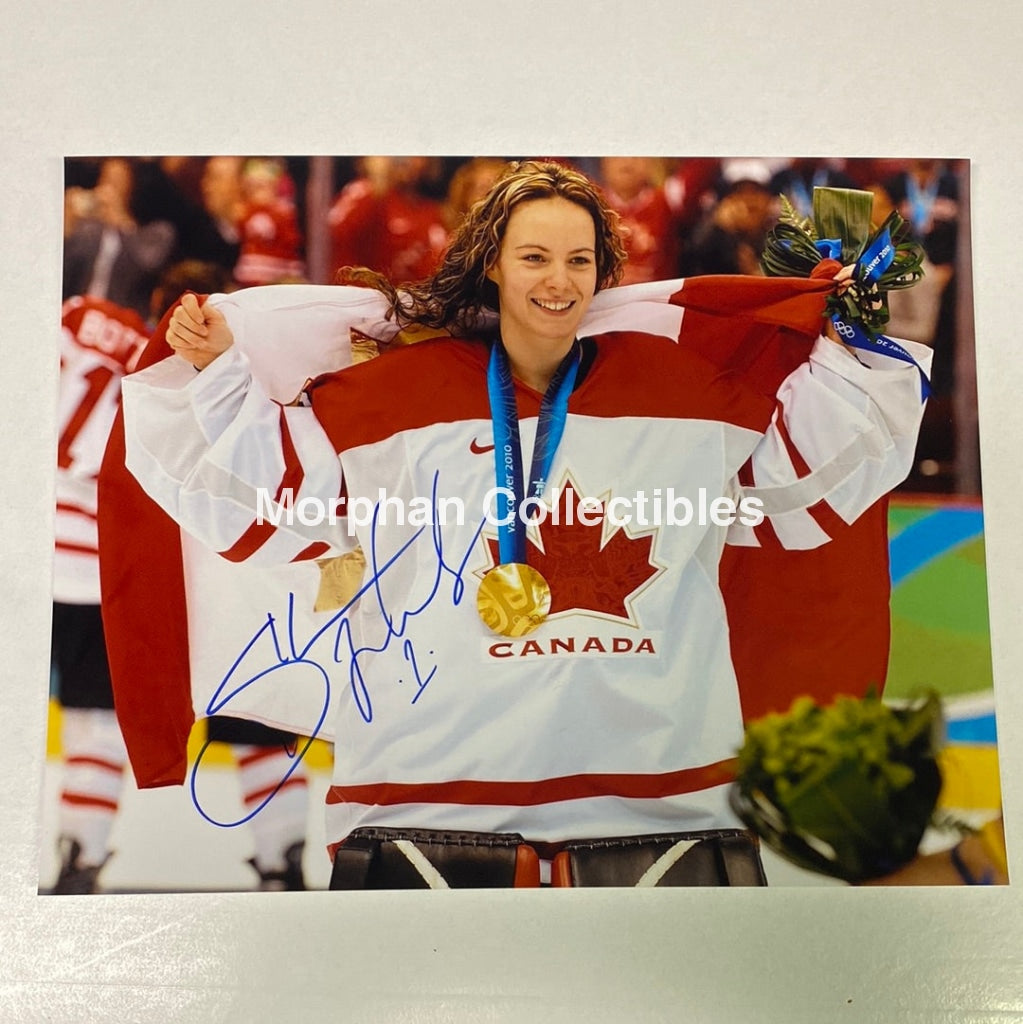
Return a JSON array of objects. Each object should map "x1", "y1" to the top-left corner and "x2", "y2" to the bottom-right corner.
[{"x1": 485, "y1": 196, "x2": 598, "y2": 356}]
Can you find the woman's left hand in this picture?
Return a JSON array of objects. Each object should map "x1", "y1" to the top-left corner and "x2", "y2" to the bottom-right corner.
[
  {"x1": 833, "y1": 263, "x2": 856, "y2": 295},
  {"x1": 823, "y1": 264, "x2": 858, "y2": 347}
]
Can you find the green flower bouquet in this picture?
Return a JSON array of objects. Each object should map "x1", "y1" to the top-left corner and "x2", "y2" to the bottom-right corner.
[
  {"x1": 729, "y1": 692, "x2": 949, "y2": 883},
  {"x1": 761, "y1": 186, "x2": 925, "y2": 338}
]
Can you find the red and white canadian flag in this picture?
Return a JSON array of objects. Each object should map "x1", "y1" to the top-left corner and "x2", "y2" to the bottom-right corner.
[{"x1": 98, "y1": 273, "x2": 897, "y2": 789}]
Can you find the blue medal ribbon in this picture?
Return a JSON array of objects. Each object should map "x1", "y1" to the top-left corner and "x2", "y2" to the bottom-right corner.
[
  {"x1": 814, "y1": 238, "x2": 843, "y2": 261},
  {"x1": 830, "y1": 315, "x2": 931, "y2": 400},
  {"x1": 856, "y1": 226, "x2": 895, "y2": 284},
  {"x1": 486, "y1": 338, "x2": 581, "y2": 565},
  {"x1": 826, "y1": 226, "x2": 929, "y2": 399}
]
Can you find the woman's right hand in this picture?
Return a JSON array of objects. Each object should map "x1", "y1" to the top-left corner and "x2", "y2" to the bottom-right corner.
[{"x1": 166, "y1": 293, "x2": 235, "y2": 370}]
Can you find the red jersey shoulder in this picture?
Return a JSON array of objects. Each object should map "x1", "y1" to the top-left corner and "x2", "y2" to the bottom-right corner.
[
  {"x1": 577, "y1": 331, "x2": 776, "y2": 433},
  {"x1": 308, "y1": 329, "x2": 779, "y2": 454},
  {"x1": 308, "y1": 337, "x2": 493, "y2": 452},
  {"x1": 62, "y1": 296, "x2": 150, "y2": 371}
]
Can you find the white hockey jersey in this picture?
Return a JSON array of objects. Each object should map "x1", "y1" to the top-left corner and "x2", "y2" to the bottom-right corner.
[
  {"x1": 54, "y1": 296, "x2": 148, "y2": 604},
  {"x1": 119, "y1": 281, "x2": 930, "y2": 848}
]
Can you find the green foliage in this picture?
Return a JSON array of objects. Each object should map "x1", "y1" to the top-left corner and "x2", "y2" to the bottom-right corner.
[
  {"x1": 813, "y1": 187, "x2": 874, "y2": 265},
  {"x1": 730, "y1": 692, "x2": 948, "y2": 882},
  {"x1": 760, "y1": 187, "x2": 926, "y2": 339}
]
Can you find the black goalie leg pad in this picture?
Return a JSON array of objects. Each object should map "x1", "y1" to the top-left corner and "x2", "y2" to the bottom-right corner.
[
  {"x1": 329, "y1": 828, "x2": 540, "y2": 889},
  {"x1": 552, "y1": 829, "x2": 767, "y2": 887}
]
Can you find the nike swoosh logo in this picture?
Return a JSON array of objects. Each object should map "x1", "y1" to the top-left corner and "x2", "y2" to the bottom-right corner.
[{"x1": 470, "y1": 438, "x2": 495, "y2": 454}]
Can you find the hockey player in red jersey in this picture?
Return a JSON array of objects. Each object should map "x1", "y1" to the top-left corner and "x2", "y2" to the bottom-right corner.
[
  {"x1": 111, "y1": 161, "x2": 931, "y2": 889},
  {"x1": 51, "y1": 295, "x2": 147, "y2": 893},
  {"x1": 51, "y1": 267, "x2": 317, "y2": 893}
]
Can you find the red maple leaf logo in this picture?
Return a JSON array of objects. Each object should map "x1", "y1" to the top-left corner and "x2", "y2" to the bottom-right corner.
[{"x1": 484, "y1": 481, "x2": 661, "y2": 620}]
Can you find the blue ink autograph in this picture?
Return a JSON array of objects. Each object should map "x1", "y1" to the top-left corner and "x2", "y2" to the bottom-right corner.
[{"x1": 189, "y1": 471, "x2": 486, "y2": 827}]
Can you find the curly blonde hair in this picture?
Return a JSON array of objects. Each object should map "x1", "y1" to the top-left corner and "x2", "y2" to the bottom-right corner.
[{"x1": 341, "y1": 160, "x2": 626, "y2": 335}]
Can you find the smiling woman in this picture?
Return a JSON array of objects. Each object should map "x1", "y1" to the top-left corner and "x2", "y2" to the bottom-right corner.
[
  {"x1": 339, "y1": 161, "x2": 626, "y2": 374},
  {"x1": 484, "y1": 197, "x2": 598, "y2": 391},
  {"x1": 107, "y1": 160, "x2": 933, "y2": 890}
]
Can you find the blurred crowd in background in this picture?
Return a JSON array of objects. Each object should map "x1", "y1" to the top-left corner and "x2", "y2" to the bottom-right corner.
[{"x1": 62, "y1": 154, "x2": 976, "y2": 496}]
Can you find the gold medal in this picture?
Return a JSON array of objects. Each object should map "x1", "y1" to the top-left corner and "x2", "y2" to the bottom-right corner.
[
  {"x1": 313, "y1": 549, "x2": 367, "y2": 612},
  {"x1": 476, "y1": 563, "x2": 552, "y2": 637}
]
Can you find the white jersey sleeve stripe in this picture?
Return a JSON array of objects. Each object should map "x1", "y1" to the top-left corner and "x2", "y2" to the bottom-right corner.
[
  {"x1": 123, "y1": 346, "x2": 349, "y2": 563},
  {"x1": 738, "y1": 335, "x2": 931, "y2": 549}
]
